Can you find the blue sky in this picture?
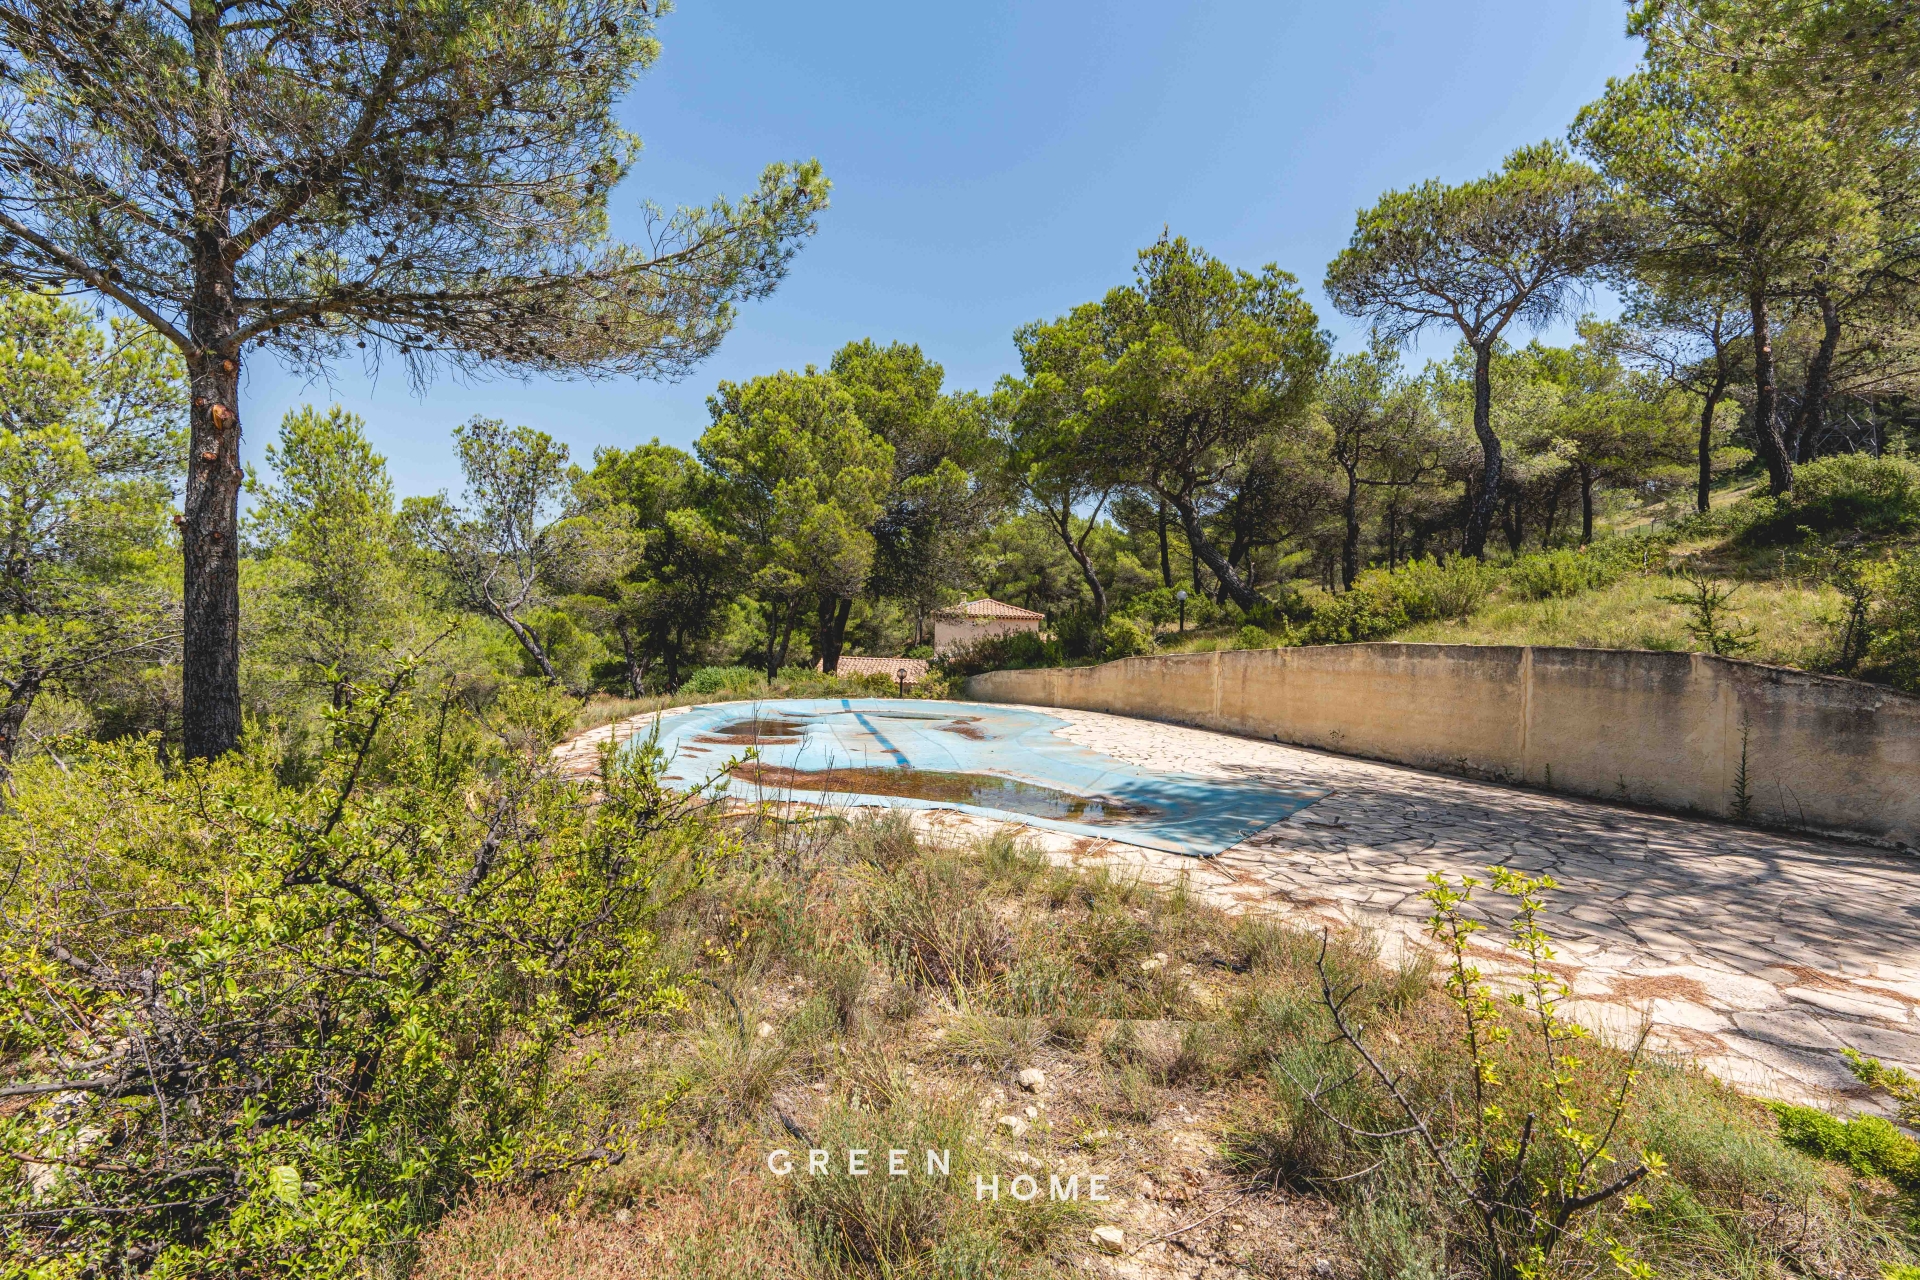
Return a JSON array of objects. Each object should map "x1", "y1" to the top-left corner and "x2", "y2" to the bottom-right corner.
[{"x1": 242, "y1": 0, "x2": 1646, "y2": 498}]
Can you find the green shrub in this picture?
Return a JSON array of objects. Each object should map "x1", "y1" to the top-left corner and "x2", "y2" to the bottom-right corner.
[
  {"x1": 1123, "y1": 585, "x2": 1180, "y2": 627},
  {"x1": 1772, "y1": 1103, "x2": 1920, "y2": 1190},
  {"x1": 931, "y1": 629, "x2": 1060, "y2": 678},
  {"x1": 1233, "y1": 623, "x2": 1275, "y2": 650},
  {"x1": 1102, "y1": 613, "x2": 1155, "y2": 658},
  {"x1": 0, "y1": 679, "x2": 707, "y2": 1276},
  {"x1": 1509, "y1": 547, "x2": 1622, "y2": 600},
  {"x1": 1739, "y1": 454, "x2": 1920, "y2": 544},
  {"x1": 678, "y1": 664, "x2": 767, "y2": 697},
  {"x1": 1867, "y1": 549, "x2": 1920, "y2": 693},
  {"x1": 1305, "y1": 555, "x2": 1499, "y2": 644}
]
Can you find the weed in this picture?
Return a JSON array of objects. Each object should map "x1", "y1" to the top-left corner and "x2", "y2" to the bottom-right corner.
[
  {"x1": 1103, "y1": 1059, "x2": 1160, "y2": 1123},
  {"x1": 1079, "y1": 906, "x2": 1153, "y2": 977},
  {"x1": 1772, "y1": 1105, "x2": 1920, "y2": 1191},
  {"x1": 682, "y1": 1011, "x2": 793, "y2": 1131},
  {"x1": 943, "y1": 1012, "x2": 1047, "y2": 1068},
  {"x1": 866, "y1": 857, "x2": 1013, "y2": 995},
  {"x1": 1846, "y1": 1048, "x2": 1920, "y2": 1127},
  {"x1": 842, "y1": 809, "x2": 921, "y2": 873},
  {"x1": 1729, "y1": 716, "x2": 1754, "y2": 822},
  {"x1": 804, "y1": 949, "x2": 873, "y2": 1036},
  {"x1": 1659, "y1": 564, "x2": 1759, "y2": 656},
  {"x1": 1510, "y1": 547, "x2": 1622, "y2": 601},
  {"x1": 1318, "y1": 869, "x2": 1660, "y2": 1280}
]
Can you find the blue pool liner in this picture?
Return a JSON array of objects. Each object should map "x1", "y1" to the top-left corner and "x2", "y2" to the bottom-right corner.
[{"x1": 631, "y1": 698, "x2": 1326, "y2": 857}]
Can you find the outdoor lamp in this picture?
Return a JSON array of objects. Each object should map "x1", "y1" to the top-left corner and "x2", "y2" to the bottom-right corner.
[{"x1": 1175, "y1": 589, "x2": 1187, "y2": 634}]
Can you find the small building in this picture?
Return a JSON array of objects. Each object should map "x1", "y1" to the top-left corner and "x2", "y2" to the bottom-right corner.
[{"x1": 931, "y1": 598, "x2": 1046, "y2": 656}]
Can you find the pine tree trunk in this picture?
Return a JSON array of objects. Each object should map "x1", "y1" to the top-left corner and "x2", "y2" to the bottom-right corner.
[
  {"x1": 496, "y1": 608, "x2": 558, "y2": 681},
  {"x1": 616, "y1": 618, "x2": 644, "y2": 696},
  {"x1": 181, "y1": 343, "x2": 244, "y2": 759},
  {"x1": 1579, "y1": 464, "x2": 1595, "y2": 545},
  {"x1": 1462, "y1": 342, "x2": 1503, "y2": 559},
  {"x1": 1747, "y1": 285, "x2": 1793, "y2": 496},
  {"x1": 0, "y1": 671, "x2": 42, "y2": 771},
  {"x1": 1788, "y1": 286, "x2": 1842, "y2": 463},
  {"x1": 1697, "y1": 373, "x2": 1726, "y2": 515},
  {"x1": 1165, "y1": 490, "x2": 1260, "y2": 612},
  {"x1": 815, "y1": 596, "x2": 853, "y2": 673},
  {"x1": 1340, "y1": 465, "x2": 1361, "y2": 590},
  {"x1": 1157, "y1": 502, "x2": 1172, "y2": 588}
]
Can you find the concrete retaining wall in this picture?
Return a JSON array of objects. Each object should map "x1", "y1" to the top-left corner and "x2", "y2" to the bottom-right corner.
[{"x1": 966, "y1": 644, "x2": 1920, "y2": 849}]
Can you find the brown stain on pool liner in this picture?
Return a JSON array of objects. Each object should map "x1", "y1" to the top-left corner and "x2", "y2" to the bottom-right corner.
[
  {"x1": 694, "y1": 716, "x2": 807, "y2": 746},
  {"x1": 729, "y1": 763, "x2": 1153, "y2": 824}
]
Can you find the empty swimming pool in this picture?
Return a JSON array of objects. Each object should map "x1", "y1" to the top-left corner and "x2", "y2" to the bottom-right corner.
[{"x1": 634, "y1": 698, "x2": 1327, "y2": 856}]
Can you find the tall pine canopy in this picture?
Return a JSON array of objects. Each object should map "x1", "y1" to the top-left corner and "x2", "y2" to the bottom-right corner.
[{"x1": 0, "y1": 0, "x2": 829, "y2": 756}]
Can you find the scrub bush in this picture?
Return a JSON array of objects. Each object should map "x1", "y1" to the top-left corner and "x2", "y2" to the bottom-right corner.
[
  {"x1": 0, "y1": 675, "x2": 713, "y2": 1277},
  {"x1": 1771, "y1": 1105, "x2": 1920, "y2": 1191},
  {"x1": 1738, "y1": 454, "x2": 1920, "y2": 544},
  {"x1": 679, "y1": 665, "x2": 768, "y2": 697},
  {"x1": 1102, "y1": 613, "x2": 1155, "y2": 658},
  {"x1": 1866, "y1": 549, "x2": 1920, "y2": 693},
  {"x1": 1509, "y1": 547, "x2": 1623, "y2": 600},
  {"x1": 930, "y1": 630, "x2": 1060, "y2": 678},
  {"x1": 1233, "y1": 623, "x2": 1275, "y2": 650},
  {"x1": 1304, "y1": 555, "x2": 1500, "y2": 644}
]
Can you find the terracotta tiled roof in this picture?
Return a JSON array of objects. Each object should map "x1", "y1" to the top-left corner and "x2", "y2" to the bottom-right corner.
[
  {"x1": 822, "y1": 656, "x2": 929, "y2": 683},
  {"x1": 930, "y1": 597, "x2": 1046, "y2": 620}
]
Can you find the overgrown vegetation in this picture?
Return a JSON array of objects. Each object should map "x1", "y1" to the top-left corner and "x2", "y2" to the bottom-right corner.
[
  {"x1": 6, "y1": 0, "x2": 1920, "y2": 1273},
  {"x1": 6, "y1": 678, "x2": 1914, "y2": 1277}
]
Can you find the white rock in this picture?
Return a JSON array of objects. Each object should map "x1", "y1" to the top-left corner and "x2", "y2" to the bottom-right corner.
[
  {"x1": 1140, "y1": 957, "x2": 1165, "y2": 972},
  {"x1": 1091, "y1": 1225, "x2": 1126, "y2": 1254},
  {"x1": 756, "y1": 1021, "x2": 775, "y2": 1039},
  {"x1": 1017, "y1": 1067, "x2": 1047, "y2": 1092},
  {"x1": 997, "y1": 1114, "x2": 1029, "y2": 1138},
  {"x1": 1024, "y1": 1105, "x2": 1038, "y2": 1120}
]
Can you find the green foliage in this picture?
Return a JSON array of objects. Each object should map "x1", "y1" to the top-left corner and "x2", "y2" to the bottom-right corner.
[
  {"x1": 931, "y1": 629, "x2": 1061, "y2": 679},
  {"x1": 0, "y1": 675, "x2": 711, "y2": 1276},
  {"x1": 1771, "y1": 1105, "x2": 1920, "y2": 1191},
  {"x1": 1325, "y1": 142, "x2": 1612, "y2": 556},
  {"x1": 1051, "y1": 606, "x2": 1107, "y2": 660},
  {"x1": 1739, "y1": 455, "x2": 1920, "y2": 545},
  {"x1": 246, "y1": 406, "x2": 417, "y2": 704},
  {"x1": 1304, "y1": 555, "x2": 1500, "y2": 644},
  {"x1": 1234, "y1": 623, "x2": 1275, "y2": 650},
  {"x1": 575, "y1": 442, "x2": 743, "y2": 694},
  {"x1": 404, "y1": 418, "x2": 582, "y2": 684},
  {"x1": 1379, "y1": 869, "x2": 1660, "y2": 1280},
  {"x1": 679, "y1": 665, "x2": 769, "y2": 697},
  {"x1": 1788, "y1": 455, "x2": 1920, "y2": 535},
  {"x1": 1657, "y1": 565, "x2": 1758, "y2": 656},
  {"x1": 698, "y1": 369, "x2": 896, "y2": 675},
  {"x1": 1510, "y1": 547, "x2": 1625, "y2": 600},
  {"x1": 1866, "y1": 549, "x2": 1920, "y2": 693},
  {"x1": 830, "y1": 340, "x2": 1001, "y2": 625},
  {"x1": 1845, "y1": 1049, "x2": 1920, "y2": 1129},
  {"x1": 0, "y1": 290, "x2": 185, "y2": 765},
  {"x1": 1102, "y1": 613, "x2": 1155, "y2": 659},
  {"x1": 1082, "y1": 236, "x2": 1330, "y2": 612}
]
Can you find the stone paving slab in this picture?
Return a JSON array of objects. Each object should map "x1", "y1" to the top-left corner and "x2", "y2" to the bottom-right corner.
[{"x1": 562, "y1": 702, "x2": 1920, "y2": 1111}]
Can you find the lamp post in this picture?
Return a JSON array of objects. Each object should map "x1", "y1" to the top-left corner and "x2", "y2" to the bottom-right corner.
[
  {"x1": 1175, "y1": 589, "x2": 1187, "y2": 635},
  {"x1": 897, "y1": 667, "x2": 909, "y2": 698}
]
